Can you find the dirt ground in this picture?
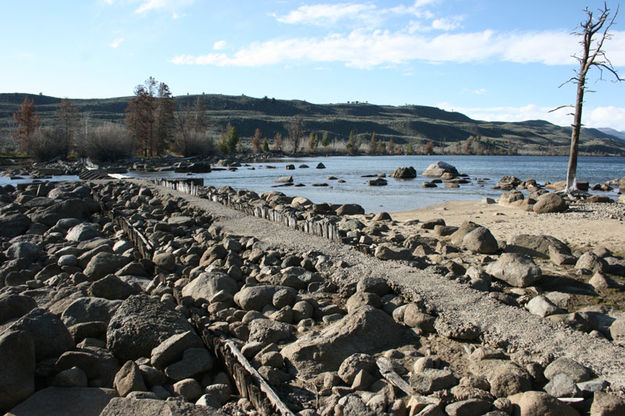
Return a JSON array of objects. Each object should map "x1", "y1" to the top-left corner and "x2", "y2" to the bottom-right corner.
[{"x1": 391, "y1": 200, "x2": 625, "y2": 255}]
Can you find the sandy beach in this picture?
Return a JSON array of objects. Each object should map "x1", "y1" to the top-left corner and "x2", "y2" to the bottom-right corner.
[{"x1": 392, "y1": 199, "x2": 625, "y2": 254}]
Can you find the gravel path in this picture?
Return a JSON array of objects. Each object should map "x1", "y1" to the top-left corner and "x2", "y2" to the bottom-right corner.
[{"x1": 143, "y1": 179, "x2": 625, "y2": 393}]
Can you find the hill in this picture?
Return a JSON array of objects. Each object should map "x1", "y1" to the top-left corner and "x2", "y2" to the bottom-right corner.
[{"x1": 1, "y1": 92, "x2": 624, "y2": 156}]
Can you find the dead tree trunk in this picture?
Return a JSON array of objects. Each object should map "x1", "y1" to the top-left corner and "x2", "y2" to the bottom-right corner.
[{"x1": 564, "y1": 3, "x2": 621, "y2": 194}]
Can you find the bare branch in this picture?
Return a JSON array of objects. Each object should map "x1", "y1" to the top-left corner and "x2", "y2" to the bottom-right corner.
[{"x1": 549, "y1": 105, "x2": 573, "y2": 113}]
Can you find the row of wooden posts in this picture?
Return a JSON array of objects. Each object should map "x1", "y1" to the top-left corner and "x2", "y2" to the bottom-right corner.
[{"x1": 155, "y1": 178, "x2": 342, "y2": 242}]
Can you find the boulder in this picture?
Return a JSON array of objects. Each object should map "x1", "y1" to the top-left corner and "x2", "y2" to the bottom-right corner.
[
  {"x1": 5, "y1": 387, "x2": 116, "y2": 416},
  {"x1": 281, "y1": 306, "x2": 404, "y2": 376},
  {"x1": 114, "y1": 360, "x2": 147, "y2": 397},
  {"x1": 173, "y1": 378, "x2": 203, "y2": 402},
  {"x1": 6, "y1": 242, "x2": 44, "y2": 263},
  {"x1": 100, "y1": 396, "x2": 221, "y2": 415},
  {"x1": 338, "y1": 353, "x2": 377, "y2": 384},
  {"x1": 590, "y1": 392, "x2": 625, "y2": 416},
  {"x1": 506, "y1": 234, "x2": 571, "y2": 259},
  {"x1": 508, "y1": 391, "x2": 578, "y2": 416},
  {"x1": 150, "y1": 330, "x2": 203, "y2": 369},
  {"x1": 412, "y1": 369, "x2": 458, "y2": 393},
  {"x1": 55, "y1": 348, "x2": 120, "y2": 387},
  {"x1": 368, "y1": 178, "x2": 388, "y2": 186},
  {"x1": 609, "y1": 318, "x2": 625, "y2": 342},
  {"x1": 107, "y1": 294, "x2": 195, "y2": 361},
  {"x1": 0, "y1": 212, "x2": 31, "y2": 238},
  {"x1": 544, "y1": 357, "x2": 593, "y2": 382},
  {"x1": 495, "y1": 175, "x2": 521, "y2": 190},
  {"x1": 61, "y1": 297, "x2": 122, "y2": 326},
  {"x1": 422, "y1": 161, "x2": 459, "y2": 178},
  {"x1": 462, "y1": 227, "x2": 498, "y2": 254},
  {"x1": 152, "y1": 252, "x2": 176, "y2": 272},
  {"x1": 31, "y1": 198, "x2": 99, "y2": 227},
  {"x1": 0, "y1": 330, "x2": 35, "y2": 412},
  {"x1": 181, "y1": 272, "x2": 238, "y2": 303},
  {"x1": 248, "y1": 319, "x2": 295, "y2": 344},
  {"x1": 391, "y1": 166, "x2": 417, "y2": 179},
  {"x1": 164, "y1": 348, "x2": 214, "y2": 381},
  {"x1": 526, "y1": 296, "x2": 562, "y2": 318},
  {"x1": 498, "y1": 190, "x2": 524, "y2": 205},
  {"x1": 0, "y1": 294, "x2": 37, "y2": 325},
  {"x1": 336, "y1": 204, "x2": 365, "y2": 216},
  {"x1": 234, "y1": 285, "x2": 294, "y2": 311},
  {"x1": 88, "y1": 274, "x2": 138, "y2": 300},
  {"x1": 533, "y1": 193, "x2": 568, "y2": 214},
  {"x1": 445, "y1": 399, "x2": 492, "y2": 416},
  {"x1": 66, "y1": 223, "x2": 102, "y2": 242},
  {"x1": 486, "y1": 253, "x2": 542, "y2": 288},
  {"x1": 8, "y1": 308, "x2": 74, "y2": 360},
  {"x1": 274, "y1": 176, "x2": 293, "y2": 183},
  {"x1": 544, "y1": 373, "x2": 578, "y2": 398},
  {"x1": 84, "y1": 253, "x2": 131, "y2": 281},
  {"x1": 52, "y1": 367, "x2": 89, "y2": 388}
]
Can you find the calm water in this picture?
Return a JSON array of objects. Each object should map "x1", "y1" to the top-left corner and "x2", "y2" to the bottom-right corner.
[{"x1": 126, "y1": 155, "x2": 625, "y2": 213}]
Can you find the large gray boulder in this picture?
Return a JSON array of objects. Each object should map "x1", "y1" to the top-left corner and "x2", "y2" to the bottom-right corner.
[
  {"x1": 0, "y1": 212, "x2": 31, "y2": 239},
  {"x1": 0, "y1": 330, "x2": 35, "y2": 412},
  {"x1": 88, "y1": 275, "x2": 138, "y2": 300},
  {"x1": 234, "y1": 285, "x2": 295, "y2": 311},
  {"x1": 66, "y1": 223, "x2": 102, "y2": 242},
  {"x1": 61, "y1": 297, "x2": 122, "y2": 326},
  {"x1": 55, "y1": 348, "x2": 120, "y2": 387},
  {"x1": 281, "y1": 306, "x2": 405, "y2": 377},
  {"x1": 114, "y1": 361, "x2": 146, "y2": 397},
  {"x1": 422, "y1": 161, "x2": 459, "y2": 178},
  {"x1": 0, "y1": 294, "x2": 37, "y2": 325},
  {"x1": 84, "y1": 253, "x2": 132, "y2": 281},
  {"x1": 99, "y1": 397, "x2": 222, "y2": 416},
  {"x1": 508, "y1": 391, "x2": 578, "y2": 416},
  {"x1": 181, "y1": 272, "x2": 238, "y2": 303},
  {"x1": 107, "y1": 294, "x2": 194, "y2": 361},
  {"x1": 506, "y1": 234, "x2": 571, "y2": 259},
  {"x1": 544, "y1": 357, "x2": 593, "y2": 382},
  {"x1": 150, "y1": 331, "x2": 203, "y2": 369},
  {"x1": 5, "y1": 387, "x2": 116, "y2": 416},
  {"x1": 462, "y1": 227, "x2": 498, "y2": 254},
  {"x1": 486, "y1": 253, "x2": 542, "y2": 288},
  {"x1": 8, "y1": 308, "x2": 74, "y2": 361},
  {"x1": 533, "y1": 192, "x2": 568, "y2": 214},
  {"x1": 30, "y1": 198, "x2": 99, "y2": 227}
]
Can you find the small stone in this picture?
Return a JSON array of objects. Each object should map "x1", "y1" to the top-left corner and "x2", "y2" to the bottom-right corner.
[
  {"x1": 114, "y1": 360, "x2": 147, "y2": 397},
  {"x1": 173, "y1": 378, "x2": 203, "y2": 402},
  {"x1": 52, "y1": 366, "x2": 88, "y2": 387}
]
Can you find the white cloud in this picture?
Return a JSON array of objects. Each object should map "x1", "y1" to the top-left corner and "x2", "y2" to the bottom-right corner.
[
  {"x1": 275, "y1": 3, "x2": 377, "y2": 25},
  {"x1": 109, "y1": 37, "x2": 125, "y2": 48},
  {"x1": 133, "y1": 0, "x2": 194, "y2": 14},
  {"x1": 213, "y1": 40, "x2": 227, "y2": 51},
  {"x1": 431, "y1": 16, "x2": 462, "y2": 31},
  {"x1": 436, "y1": 102, "x2": 625, "y2": 131},
  {"x1": 472, "y1": 88, "x2": 487, "y2": 95},
  {"x1": 174, "y1": 29, "x2": 625, "y2": 69}
]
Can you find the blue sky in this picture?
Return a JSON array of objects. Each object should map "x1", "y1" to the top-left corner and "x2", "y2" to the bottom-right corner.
[{"x1": 2, "y1": 0, "x2": 624, "y2": 130}]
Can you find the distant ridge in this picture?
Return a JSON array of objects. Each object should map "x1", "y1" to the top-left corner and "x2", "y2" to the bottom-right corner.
[{"x1": 1, "y1": 92, "x2": 624, "y2": 155}]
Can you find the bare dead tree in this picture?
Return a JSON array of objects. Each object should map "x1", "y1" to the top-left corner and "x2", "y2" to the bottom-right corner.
[{"x1": 558, "y1": 3, "x2": 622, "y2": 193}]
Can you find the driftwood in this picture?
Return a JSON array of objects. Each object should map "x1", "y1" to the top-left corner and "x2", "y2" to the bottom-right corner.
[
  {"x1": 200, "y1": 327, "x2": 296, "y2": 416},
  {"x1": 376, "y1": 357, "x2": 440, "y2": 416}
]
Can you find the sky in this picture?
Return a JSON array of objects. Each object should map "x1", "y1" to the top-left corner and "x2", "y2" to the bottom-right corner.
[{"x1": 1, "y1": 0, "x2": 625, "y2": 130}]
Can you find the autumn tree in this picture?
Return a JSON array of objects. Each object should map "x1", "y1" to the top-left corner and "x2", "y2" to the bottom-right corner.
[
  {"x1": 307, "y1": 132, "x2": 319, "y2": 152},
  {"x1": 126, "y1": 77, "x2": 174, "y2": 157},
  {"x1": 287, "y1": 116, "x2": 304, "y2": 153},
  {"x1": 13, "y1": 97, "x2": 40, "y2": 153},
  {"x1": 252, "y1": 128, "x2": 262, "y2": 152},
  {"x1": 386, "y1": 138, "x2": 395, "y2": 154},
  {"x1": 424, "y1": 141, "x2": 435, "y2": 155},
  {"x1": 273, "y1": 132, "x2": 283, "y2": 151},
  {"x1": 56, "y1": 99, "x2": 79, "y2": 152},
  {"x1": 368, "y1": 132, "x2": 377, "y2": 155},
  {"x1": 559, "y1": 3, "x2": 622, "y2": 193}
]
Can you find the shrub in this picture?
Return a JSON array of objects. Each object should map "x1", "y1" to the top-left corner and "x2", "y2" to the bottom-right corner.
[
  {"x1": 173, "y1": 130, "x2": 216, "y2": 157},
  {"x1": 76, "y1": 123, "x2": 134, "y2": 162},
  {"x1": 29, "y1": 127, "x2": 70, "y2": 161}
]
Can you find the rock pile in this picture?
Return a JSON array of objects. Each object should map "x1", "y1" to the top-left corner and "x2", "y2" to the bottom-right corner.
[{"x1": 0, "y1": 178, "x2": 624, "y2": 416}]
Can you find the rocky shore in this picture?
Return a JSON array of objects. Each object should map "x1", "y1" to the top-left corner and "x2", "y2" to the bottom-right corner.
[{"x1": 0, "y1": 172, "x2": 624, "y2": 415}]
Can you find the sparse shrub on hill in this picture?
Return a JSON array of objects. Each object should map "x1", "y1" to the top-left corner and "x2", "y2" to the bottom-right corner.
[
  {"x1": 77, "y1": 123, "x2": 134, "y2": 162},
  {"x1": 29, "y1": 127, "x2": 70, "y2": 161},
  {"x1": 218, "y1": 123, "x2": 239, "y2": 155}
]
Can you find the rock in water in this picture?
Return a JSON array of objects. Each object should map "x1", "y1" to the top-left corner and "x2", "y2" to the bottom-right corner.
[
  {"x1": 390, "y1": 166, "x2": 417, "y2": 179},
  {"x1": 106, "y1": 294, "x2": 194, "y2": 361},
  {"x1": 422, "y1": 161, "x2": 459, "y2": 178}
]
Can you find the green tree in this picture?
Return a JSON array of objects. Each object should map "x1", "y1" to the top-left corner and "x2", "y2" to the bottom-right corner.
[
  {"x1": 262, "y1": 137, "x2": 269, "y2": 152},
  {"x1": 218, "y1": 123, "x2": 239, "y2": 154},
  {"x1": 308, "y1": 132, "x2": 319, "y2": 152},
  {"x1": 406, "y1": 143, "x2": 414, "y2": 155},
  {"x1": 321, "y1": 131, "x2": 330, "y2": 148}
]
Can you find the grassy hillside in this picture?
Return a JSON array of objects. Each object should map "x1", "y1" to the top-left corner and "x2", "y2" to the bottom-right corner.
[{"x1": 1, "y1": 92, "x2": 624, "y2": 156}]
